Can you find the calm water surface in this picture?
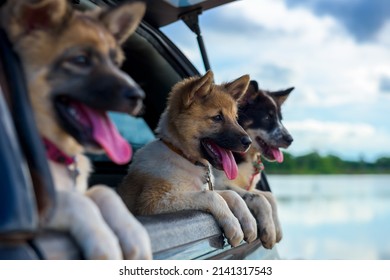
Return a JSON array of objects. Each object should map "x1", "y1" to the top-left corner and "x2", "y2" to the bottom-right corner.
[{"x1": 268, "y1": 175, "x2": 390, "y2": 260}]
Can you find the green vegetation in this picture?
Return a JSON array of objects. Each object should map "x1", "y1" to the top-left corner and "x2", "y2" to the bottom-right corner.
[{"x1": 264, "y1": 152, "x2": 390, "y2": 174}]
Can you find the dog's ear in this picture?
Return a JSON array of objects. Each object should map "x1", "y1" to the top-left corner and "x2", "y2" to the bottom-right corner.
[
  {"x1": 240, "y1": 80, "x2": 259, "y2": 105},
  {"x1": 224, "y1": 74, "x2": 250, "y2": 101},
  {"x1": 249, "y1": 80, "x2": 259, "y2": 92},
  {"x1": 270, "y1": 87, "x2": 294, "y2": 106},
  {"x1": 184, "y1": 70, "x2": 214, "y2": 107},
  {"x1": 1, "y1": 0, "x2": 70, "y2": 40},
  {"x1": 99, "y1": 1, "x2": 146, "y2": 45}
]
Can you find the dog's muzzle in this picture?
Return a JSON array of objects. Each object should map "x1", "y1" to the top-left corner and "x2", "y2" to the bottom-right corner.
[
  {"x1": 240, "y1": 135, "x2": 252, "y2": 151},
  {"x1": 119, "y1": 85, "x2": 145, "y2": 116}
]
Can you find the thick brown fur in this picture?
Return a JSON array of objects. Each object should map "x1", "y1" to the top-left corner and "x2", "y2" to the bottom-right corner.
[
  {"x1": 1, "y1": 0, "x2": 152, "y2": 259},
  {"x1": 214, "y1": 81, "x2": 294, "y2": 249},
  {"x1": 118, "y1": 71, "x2": 258, "y2": 247}
]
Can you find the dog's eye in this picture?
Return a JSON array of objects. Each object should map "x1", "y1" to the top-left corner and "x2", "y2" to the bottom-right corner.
[
  {"x1": 263, "y1": 114, "x2": 271, "y2": 122},
  {"x1": 70, "y1": 54, "x2": 90, "y2": 67},
  {"x1": 264, "y1": 114, "x2": 271, "y2": 121},
  {"x1": 212, "y1": 114, "x2": 224, "y2": 122}
]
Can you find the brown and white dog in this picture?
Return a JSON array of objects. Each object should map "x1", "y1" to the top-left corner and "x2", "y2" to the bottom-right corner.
[
  {"x1": 214, "y1": 80, "x2": 294, "y2": 249},
  {"x1": 118, "y1": 71, "x2": 258, "y2": 247},
  {"x1": 1, "y1": 0, "x2": 152, "y2": 259}
]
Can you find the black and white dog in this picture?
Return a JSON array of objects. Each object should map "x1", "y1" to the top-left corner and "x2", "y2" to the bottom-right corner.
[{"x1": 214, "y1": 80, "x2": 294, "y2": 249}]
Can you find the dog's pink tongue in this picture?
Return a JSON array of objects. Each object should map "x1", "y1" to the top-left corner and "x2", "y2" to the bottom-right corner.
[
  {"x1": 271, "y1": 148, "x2": 284, "y2": 163},
  {"x1": 210, "y1": 143, "x2": 238, "y2": 180},
  {"x1": 223, "y1": 150, "x2": 238, "y2": 180},
  {"x1": 75, "y1": 103, "x2": 132, "y2": 165}
]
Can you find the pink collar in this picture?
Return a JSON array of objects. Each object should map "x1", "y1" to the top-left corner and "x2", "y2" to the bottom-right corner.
[
  {"x1": 42, "y1": 137, "x2": 75, "y2": 166},
  {"x1": 245, "y1": 154, "x2": 264, "y2": 191}
]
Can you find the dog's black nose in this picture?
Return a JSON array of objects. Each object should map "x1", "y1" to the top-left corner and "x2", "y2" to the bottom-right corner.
[
  {"x1": 241, "y1": 135, "x2": 252, "y2": 149},
  {"x1": 284, "y1": 134, "x2": 293, "y2": 145},
  {"x1": 122, "y1": 86, "x2": 145, "y2": 101},
  {"x1": 117, "y1": 86, "x2": 145, "y2": 115}
]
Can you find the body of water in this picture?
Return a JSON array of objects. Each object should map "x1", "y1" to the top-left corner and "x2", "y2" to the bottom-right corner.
[{"x1": 267, "y1": 174, "x2": 390, "y2": 260}]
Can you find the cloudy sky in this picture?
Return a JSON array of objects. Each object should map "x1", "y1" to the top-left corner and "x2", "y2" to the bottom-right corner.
[{"x1": 162, "y1": 0, "x2": 390, "y2": 162}]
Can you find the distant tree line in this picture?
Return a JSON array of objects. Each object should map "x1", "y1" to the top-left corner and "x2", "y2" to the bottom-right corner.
[{"x1": 264, "y1": 152, "x2": 390, "y2": 174}]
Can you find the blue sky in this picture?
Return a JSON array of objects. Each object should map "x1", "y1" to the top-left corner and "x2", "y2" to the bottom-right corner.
[{"x1": 162, "y1": 0, "x2": 390, "y2": 162}]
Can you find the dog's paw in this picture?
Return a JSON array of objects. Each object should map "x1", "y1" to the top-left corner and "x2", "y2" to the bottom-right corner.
[
  {"x1": 217, "y1": 190, "x2": 257, "y2": 243},
  {"x1": 86, "y1": 185, "x2": 152, "y2": 260},
  {"x1": 209, "y1": 191, "x2": 244, "y2": 247},
  {"x1": 47, "y1": 191, "x2": 123, "y2": 259},
  {"x1": 84, "y1": 235, "x2": 122, "y2": 260},
  {"x1": 118, "y1": 221, "x2": 152, "y2": 260},
  {"x1": 242, "y1": 192, "x2": 277, "y2": 249},
  {"x1": 219, "y1": 216, "x2": 244, "y2": 247},
  {"x1": 259, "y1": 191, "x2": 283, "y2": 243},
  {"x1": 204, "y1": 191, "x2": 244, "y2": 247}
]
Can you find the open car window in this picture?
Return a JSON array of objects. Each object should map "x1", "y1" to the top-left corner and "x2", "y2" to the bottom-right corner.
[
  {"x1": 86, "y1": 4, "x2": 276, "y2": 259},
  {"x1": 91, "y1": 114, "x2": 155, "y2": 162},
  {"x1": 1, "y1": 0, "x2": 277, "y2": 260},
  {"x1": 110, "y1": 113, "x2": 155, "y2": 151}
]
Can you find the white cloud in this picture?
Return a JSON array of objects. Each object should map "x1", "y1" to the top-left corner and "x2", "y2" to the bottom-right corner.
[
  {"x1": 222, "y1": 0, "x2": 340, "y2": 41},
  {"x1": 376, "y1": 20, "x2": 390, "y2": 47},
  {"x1": 203, "y1": 0, "x2": 390, "y2": 106},
  {"x1": 285, "y1": 120, "x2": 390, "y2": 160}
]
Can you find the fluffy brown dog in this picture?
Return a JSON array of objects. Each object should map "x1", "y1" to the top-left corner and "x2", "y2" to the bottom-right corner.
[
  {"x1": 214, "y1": 80, "x2": 294, "y2": 249},
  {"x1": 1, "y1": 0, "x2": 152, "y2": 259},
  {"x1": 118, "y1": 71, "x2": 258, "y2": 247}
]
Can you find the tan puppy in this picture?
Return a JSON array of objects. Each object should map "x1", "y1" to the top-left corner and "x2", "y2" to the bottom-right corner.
[
  {"x1": 1, "y1": 0, "x2": 152, "y2": 259},
  {"x1": 214, "y1": 80, "x2": 294, "y2": 249},
  {"x1": 118, "y1": 71, "x2": 258, "y2": 247}
]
